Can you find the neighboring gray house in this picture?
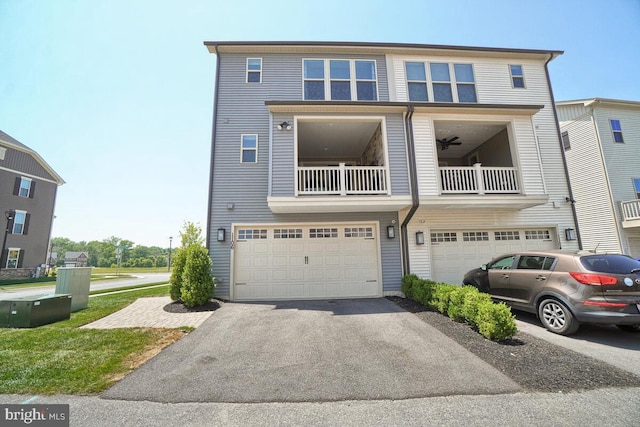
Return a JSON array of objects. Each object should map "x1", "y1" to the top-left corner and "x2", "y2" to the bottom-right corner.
[
  {"x1": 204, "y1": 41, "x2": 578, "y2": 301},
  {"x1": 64, "y1": 251, "x2": 89, "y2": 267},
  {"x1": 557, "y1": 98, "x2": 640, "y2": 258},
  {"x1": 0, "y1": 130, "x2": 65, "y2": 278}
]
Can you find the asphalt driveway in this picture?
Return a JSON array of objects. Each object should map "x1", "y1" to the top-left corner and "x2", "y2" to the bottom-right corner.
[{"x1": 103, "y1": 298, "x2": 520, "y2": 403}]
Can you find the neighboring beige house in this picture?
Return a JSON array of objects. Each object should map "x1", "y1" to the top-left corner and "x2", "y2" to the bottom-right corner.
[
  {"x1": 557, "y1": 98, "x2": 640, "y2": 258},
  {"x1": 64, "y1": 251, "x2": 89, "y2": 267}
]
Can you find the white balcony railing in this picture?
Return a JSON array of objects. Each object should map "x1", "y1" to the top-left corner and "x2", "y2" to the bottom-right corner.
[
  {"x1": 297, "y1": 163, "x2": 388, "y2": 196},
  {"x1": 439, "y1": 164, "x2": 520, "y2": 194},
  {"x1": 621, "y1": 200, "x2": 640, "y2": 222}
]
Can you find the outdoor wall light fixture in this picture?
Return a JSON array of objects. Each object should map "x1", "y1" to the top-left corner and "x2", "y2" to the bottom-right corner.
[
  {"x1": 387, "y1": 225, "x2": 395, "y2": 239},
  {"x1": 277, "y1": 121, "x2": 292, "y2": 131},
  {"x1": 217, "y1": 228, "x2": 226, "y2": 242},
  {"x1": 415, "y1": 231, "x2": 425, "y2": 245},
  {"x1": 565, "y1": 228, "x2": 577, "y2": 241}
]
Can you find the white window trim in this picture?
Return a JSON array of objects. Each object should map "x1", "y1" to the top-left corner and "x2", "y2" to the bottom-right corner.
[
  {"x1": 0, "y1": 147, "x2": 6, "y2": 160},
  {"x1": 406, "y1": 62, "x2": 477, "y2": 103},
  {"x1": 6, "y1": 247, "x2": 20, "y2": 269},
  {"x1": 240, "y1": 134, "x2": 258, "y2": 163},
  {"x1": 302, "y1": 58, "x2": 379, "y2": 101},
  {"x1": 453, "y1": 63, "x2": 477, "y2": 103},
  {"x1": 246, "y1": 58, "x2": 262, "y2": 83},
  {"x1": 19, "y1": 177, "x2": 32, "y2": 198},
  {"x1": 610, "y1": 119, "x2": 624, "y2": 143},
  {"x1": 509, "y1": 64, "x2": 526, "y2": 89},
  {"x1": 12, "y1": 210, "x2": 26, "y2": 235}
]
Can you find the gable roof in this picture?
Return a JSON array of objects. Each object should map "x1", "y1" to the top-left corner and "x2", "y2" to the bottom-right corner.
[{"x1": 0, "y1": 129, "x2": 65, "y2": 185}]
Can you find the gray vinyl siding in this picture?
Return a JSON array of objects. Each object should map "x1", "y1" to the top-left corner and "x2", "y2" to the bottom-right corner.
[
  {"x1": 1, "y1": 146, "x2": 57, "y2": 181},
  {"x1": 0, "y1": 168, "x2": 58, "y2": 269},
  {"x1": 209, "y1": 52, "x2": 399, "y2": 299},
  {"x1": 558, "y1": 105, "x2": 622, "y2": 253}
]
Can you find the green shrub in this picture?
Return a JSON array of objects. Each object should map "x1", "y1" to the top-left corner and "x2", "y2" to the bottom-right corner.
[
  {"x1": 447, "y1": 286, "x2": 477, "y2": 322},
  {"x1": 476, "y1": 301, "x2": 518, "y2": 341},
  {"x1": 401, "y1": 274, "x2": 517, "y2": 341},
  {"x1": 169, "y1": 248, "x2": 187, "y2": 301},
  {"x1": 180, "y1": 245, "x2": 214, "y2": 308},
  {"x1": 461, "y1": 291, "x2": 493, "y2": 326}
]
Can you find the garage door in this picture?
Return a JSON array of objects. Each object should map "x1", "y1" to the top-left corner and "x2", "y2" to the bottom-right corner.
[
  {"x1": 430, "y1": 229, "x2": 557, "y2": 284},
  {"x1": 233, "y1": 224, "x2": 381, "y2": 300}
]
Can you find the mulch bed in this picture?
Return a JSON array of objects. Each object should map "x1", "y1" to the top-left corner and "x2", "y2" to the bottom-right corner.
[
  {"x1": 163, "y1": 299, "x2": 223, "y2": 314},
  {"x1": 387, "y1": 296, "x2": 640, "y2": 392}
]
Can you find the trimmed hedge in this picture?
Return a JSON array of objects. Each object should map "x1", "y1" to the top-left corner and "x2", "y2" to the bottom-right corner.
[{"x1": 401, "y1": 274, "x2": 517, "y2": 341}]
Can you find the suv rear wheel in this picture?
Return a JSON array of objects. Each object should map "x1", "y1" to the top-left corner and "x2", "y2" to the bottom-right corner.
[{"x1": 538, "y1": 299, "x2": 580, "y2": 335}]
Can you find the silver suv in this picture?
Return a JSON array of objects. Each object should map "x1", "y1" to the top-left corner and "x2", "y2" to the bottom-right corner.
[{"x1": 463, "y1": 250, "x2": 640, "y2": 335}]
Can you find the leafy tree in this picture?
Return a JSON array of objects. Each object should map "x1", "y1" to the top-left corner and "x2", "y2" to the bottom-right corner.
[
  {"x1": 179, "y1": 222, "x2": 205, "y2": 247},
  {"x1": 180, "y1": 245, "x2": 214, "y2": 307},
  {"x1": 169, "y1": 247, "x2": 187, "y2": 301}
]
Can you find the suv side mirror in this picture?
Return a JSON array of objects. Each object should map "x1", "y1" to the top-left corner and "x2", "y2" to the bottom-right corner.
[{"x1": 481, "y1": 264, "x2": 487, "y2": 271}]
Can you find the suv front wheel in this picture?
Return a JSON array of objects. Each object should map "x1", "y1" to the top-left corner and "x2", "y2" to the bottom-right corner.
[{"x1": 538, "y1": 299, "x2": 580, "y2": 335}]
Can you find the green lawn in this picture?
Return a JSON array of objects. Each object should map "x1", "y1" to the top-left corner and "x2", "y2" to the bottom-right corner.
[
  {"x1": 0, "y1": 284, "x2": 187, "y2": 395},
  {"x1": 91, "y1": 267, "x2": 169, "y2": 274}
]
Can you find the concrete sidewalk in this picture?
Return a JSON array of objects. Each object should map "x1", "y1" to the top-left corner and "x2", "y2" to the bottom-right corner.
[
  {"x1": 102, "y1": 298, "x2": 521, "y2": 403},
  {"x1": 81, "y1": 297, "x2": 214, "y2": 329}
]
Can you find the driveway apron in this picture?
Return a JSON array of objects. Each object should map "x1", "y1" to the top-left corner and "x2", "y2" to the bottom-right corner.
[{"x1": 102, "y1": 298, "x2": 520, "y2": 403}]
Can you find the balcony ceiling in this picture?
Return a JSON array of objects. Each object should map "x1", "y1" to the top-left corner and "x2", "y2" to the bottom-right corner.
[
  {"x1": 435, "y1": 122, "x2": 506, "y2": 157},
  {"x1": 298, "y1": 121, "x2": 379, "y2": 159}
]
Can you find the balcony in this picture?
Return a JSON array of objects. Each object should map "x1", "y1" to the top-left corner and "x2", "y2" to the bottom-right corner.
[
  {"x1": 621, "y1": 200, "x2": 640, "y2": 229},
  {"x1": 297, "y1": 164, "x2": 388, "y2": 196},
  {"x1": 439, "y1": 164, "x2": 520, "y2": 194}
]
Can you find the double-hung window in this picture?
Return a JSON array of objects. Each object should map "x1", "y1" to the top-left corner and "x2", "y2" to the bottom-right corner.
[
  {"x1": 430, "y1": 63, "x2": 453, "y2": 102},
  {"x1": 610, "y1": 119, "x2": 624, "y2": 143},
  {"x1": 303, "y1": 59, "x2": 378, "y2": 101},
  {"x1": 12, "y1": 210, "x2": 27, "y2": 235},
  {"x1": 454, "y1": 64, "x2": 477, "y2": 102},
  {"x1": 19, "y1": 177, "x2": 32, "y2": 197},
  {"x1": 634, "y1": 178, "x2": 640, "y2": 199},
  {"x1": 405, "y1": 62, "x2": 428, "y2": 101},
  {"x1": 246, "y1": 58, "x2": 262, "y2": 83},
  {"x1": 510, "y1": 65, "x2": 525, "y2": 88},
  {"x1": 240, "y1": 134, "x2": 258, "y2": 163},
  {"x1": 6, "y1": 248, "x2": 21, "y2": 269}
]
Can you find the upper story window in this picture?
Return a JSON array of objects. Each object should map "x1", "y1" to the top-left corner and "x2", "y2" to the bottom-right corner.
[
  {"x1": 240, "y1": 134, "x2": 258, "y2": 163},
  {"x1": 509, "y1": 65, "x2": 525, "y2": 88},
  {"x1": 12, "y1": 210, "x2": 28, "y2": 235},
  {"x1": 633, "y1": 178, "x2": 640, "y2": 199},
  {"x1": 561, "y1": 131, "x2": 571, "y2": 151},
  {"x1": 430, "y1": 63, "x2": 453, "y2": 102},
  {"x1": 408, "y1": 62, "x2": 476, "y2": 103},
  {"x1": 303, "y1": 59, "x2": 378, "y2": 101},
  {"x1": 246, "y1": 58, "x2": 262, "y2": 83},
  {"x1": 453, "y1": 64, "x2": 477, "y2": 102},
  {"x1": 405, "y1": 62, "x2": 428, "y2": 101},
  {"x1": 0, "y1": 147, "x2": 6, "y2": 160},
  {"x1": 610, "y1": 119, "x2": 624, "y2": 143},
  {"x1": 13, "y1": 177, "x2": 35, "y2": 198}
]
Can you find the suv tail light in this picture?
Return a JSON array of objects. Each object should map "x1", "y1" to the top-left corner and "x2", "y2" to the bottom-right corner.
[{"x1": 569, "y1": 272, "x2": 618, "y2": 286}]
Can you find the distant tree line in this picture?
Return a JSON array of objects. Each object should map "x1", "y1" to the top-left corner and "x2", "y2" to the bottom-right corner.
[{"x1": 50, "y1": 236, "x2": 170, "y2": 268}]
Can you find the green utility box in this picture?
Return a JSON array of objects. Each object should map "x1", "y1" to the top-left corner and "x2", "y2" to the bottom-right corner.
[
  {"x1": 0, "y1": 294, "x2": 72, "y2": 328},
  {"x1": 55, "y1": 267, "x2": 92, "y2": 312}
]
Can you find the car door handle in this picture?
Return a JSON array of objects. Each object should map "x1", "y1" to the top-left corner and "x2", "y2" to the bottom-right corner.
[
  {"x1": 536, "y1": 275, "x2": 547, "y2": 281},
  {"x1": 502, "y1": 274, "x2": 510, "y2": 279}
]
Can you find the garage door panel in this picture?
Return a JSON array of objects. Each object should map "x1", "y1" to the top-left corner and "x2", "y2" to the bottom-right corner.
[
  {"x1": 234, "y1": 224, "x2": 381, "y2": 300},
  {"x1": 431, "y1": 229, "x2": 556, "y2": 285}
]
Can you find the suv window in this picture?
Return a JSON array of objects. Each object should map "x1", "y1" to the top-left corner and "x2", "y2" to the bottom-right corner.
[
  {"x1": 517, "y1": 255, "x2": 556, "y2": 270},
  {"x1": 580, "y1": 254, "x2": 640, "y2": 274},
  {"x1": 489, "y1": 256, "x2": 515, "y2": 270}
]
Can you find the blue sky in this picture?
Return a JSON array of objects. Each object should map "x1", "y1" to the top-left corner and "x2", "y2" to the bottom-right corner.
[{"x1": 1, "y1": 0, "x2": 639, "y2": 248}]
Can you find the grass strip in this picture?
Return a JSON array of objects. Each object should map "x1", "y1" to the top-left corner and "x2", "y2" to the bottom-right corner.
[{"x1": 0, "y1": 285, "x2": 183, "y2": 394}]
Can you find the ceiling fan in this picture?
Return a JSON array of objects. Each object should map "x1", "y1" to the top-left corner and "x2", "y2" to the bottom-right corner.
[{"x1": 437, "y1": 136, "x2": 462, "y2": 150}]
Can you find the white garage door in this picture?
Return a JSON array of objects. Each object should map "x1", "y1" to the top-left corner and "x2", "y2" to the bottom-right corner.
[
  {"x1": 430, "y1": 229, "x2": 557, "y2": 284},
  {"x1": 233, "y1": 224, "x2": 381, "y2": 301}
]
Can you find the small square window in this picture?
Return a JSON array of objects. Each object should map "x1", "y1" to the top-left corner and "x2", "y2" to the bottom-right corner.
[
  {"x1": 510, "y1": 65, "x2": 525, "y2": 88},
  {"x1": 610, "y1": 119, "x2": 624, "y2": 143},
  {"x1": 246, "y1": 58, "x2": 262, "y2": 83},
  {"x1": 240, "y1": 134, "x2": 258, "y2": 163}
]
